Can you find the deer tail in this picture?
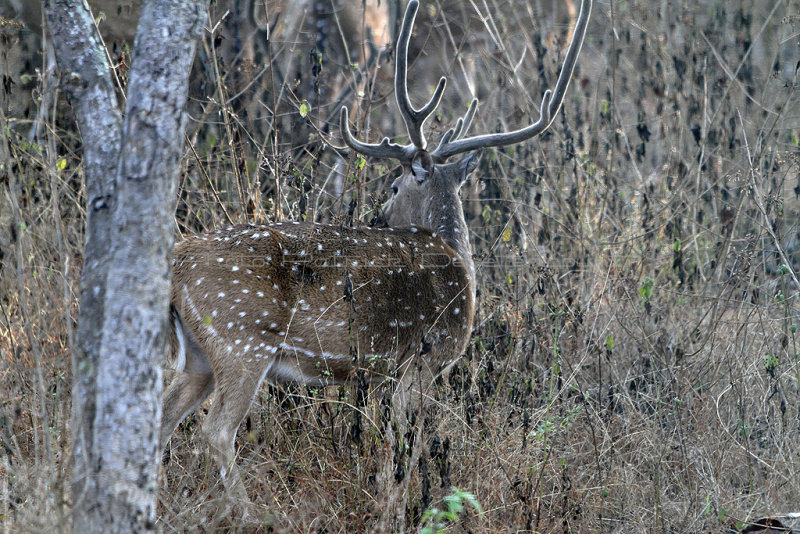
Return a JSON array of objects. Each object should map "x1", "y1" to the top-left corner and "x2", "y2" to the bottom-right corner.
[{"x1": 170, "y1": 304, "x2": 187, "y2": 372}]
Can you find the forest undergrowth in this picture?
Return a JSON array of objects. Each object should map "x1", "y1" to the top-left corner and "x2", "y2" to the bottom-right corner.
[{"x1": 1, "y1": 0, "x2": 800, "y2": 531}]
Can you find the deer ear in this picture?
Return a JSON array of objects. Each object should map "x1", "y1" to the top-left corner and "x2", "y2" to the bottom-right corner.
[
  {"x1": 411, "y1": 152, "x2": 433, "y2": 183},
  {"x1": 457, "y1": 150, "x2": 482, "y2": 183}
]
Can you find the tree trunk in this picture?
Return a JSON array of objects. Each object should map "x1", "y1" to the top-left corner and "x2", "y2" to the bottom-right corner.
[
  {"x1": 44, "y1": 0, "x2": 207, "y2": 531},
  {"x1": 43, "y1": 0, "x2": 123, "y2": 527}
]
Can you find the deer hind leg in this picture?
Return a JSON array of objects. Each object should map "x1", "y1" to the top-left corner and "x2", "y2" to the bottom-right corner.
[
  {"x1": 376, "y1": 362, "x2": 436, "y2": 530},
  {"x1": 200, "y1": 360, "x2": 271, "y2": 505},
  {"x1": 391, "y1": 358, "x2": 437, "y2": 422},
  {"x1": 160, "y1": 314, "x2": 215, "y2": 449}
]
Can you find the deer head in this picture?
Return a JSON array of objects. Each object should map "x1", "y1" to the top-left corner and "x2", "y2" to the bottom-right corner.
[
  {"x1": 162, "y1": 0, "x2": 592, "y2": 507},
  {"x1": 340, "y1": 0, "x2": 591, "y2": 277}
]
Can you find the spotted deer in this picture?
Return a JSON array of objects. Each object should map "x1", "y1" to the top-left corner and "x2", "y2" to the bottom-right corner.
[{"x1": 162, "y1": 0, "x2": 591, "y2": 504}]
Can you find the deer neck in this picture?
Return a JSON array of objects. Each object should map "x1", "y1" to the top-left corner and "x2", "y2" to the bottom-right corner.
[{"x1": 426, "y1": 192, "x2": 475, "y2": 290}]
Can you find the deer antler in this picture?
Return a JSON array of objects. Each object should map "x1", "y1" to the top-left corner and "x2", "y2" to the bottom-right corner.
[
  {"x1": 341, "y1": 0, "x2": 592, "y2": 165},
  {"x1": 431, "y1": 0, "x2": 592, "y2": 162},
  {"x1": 394, "y1": 0, "x2": 447, "y2": 150},
  {"x1": 339, "y1": 0, "x2": 446, "y2": 162},
  {"x1": 433, "y1": 97, "x2": 479, "y2": 155},
  {"x1": 339, "y1": 106, "x2": 415, "y2": 161}
]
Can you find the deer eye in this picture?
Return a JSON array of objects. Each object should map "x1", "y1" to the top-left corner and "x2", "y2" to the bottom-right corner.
[{"x1": 391, "y1": 185, "x2": 398, "y2": 195}]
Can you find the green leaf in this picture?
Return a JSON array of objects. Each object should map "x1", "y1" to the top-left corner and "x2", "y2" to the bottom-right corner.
[
  {"x1": 355, "y1": 154, "x2": 366, "y2": 170},
  {"x1": 501, "y1": 226, "x2": 512, "y2": 242},
  {"x1": 604, "y1": 335, "x2": 615, "y2": 351},
  {"x1": 639, "y1": 277, "x2": 654, "y2": 304},
  {"x1": 299, "y1": 100, "x2": 310, "y2": 118},
  {"x1": 481, "y1": 205, "x2": 492, "y2": 224},
  {"x1": 56, "y1": 158, "x2": 67, "y2": 172}
]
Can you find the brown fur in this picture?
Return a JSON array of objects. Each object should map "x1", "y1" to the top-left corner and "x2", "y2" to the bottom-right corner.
[{"x1": 171, "y1": 222, "x2": 474, "y2": 385}]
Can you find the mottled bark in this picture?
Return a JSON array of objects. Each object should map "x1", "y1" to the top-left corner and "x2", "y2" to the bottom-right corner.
[
  {"x1": 43, "y1": 0, "x2": 123, "y2": 528},
  {"x1": 43, "y1": 0, "x2": 207, "y2": 532}
]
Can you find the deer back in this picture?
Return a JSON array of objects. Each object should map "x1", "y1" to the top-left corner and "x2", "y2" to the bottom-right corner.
[{"x1": 172, "y1": 222, "x2": 475, "y2": 384}]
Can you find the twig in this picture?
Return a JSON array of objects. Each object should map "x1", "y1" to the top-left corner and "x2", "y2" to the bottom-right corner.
[{"x1": 737, "y1": 109, "x2": 800, "y2": 294}]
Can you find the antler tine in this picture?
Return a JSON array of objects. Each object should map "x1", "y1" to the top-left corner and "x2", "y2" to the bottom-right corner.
[
  {"x1": 340, "y1": 107, "x2": 414, "y2": 160},
  {"x1": 433, "y1": 98, "x2": 479, "y2": 158},
  {"x1": 436, "y1": 121, "x2": 459, "y2": 151},
  {"x1": 431, "y1": 0, "x2": 592, "y2": 162},
  {"x1": 545, "y1": 1, "x2": 591, "y2": 120},
  {"x1": 396, "y1": 0, "x2": 447, "y2": 150},
  {"x1": 456, "y1": 98, "x2": 479, "y2": 140}
]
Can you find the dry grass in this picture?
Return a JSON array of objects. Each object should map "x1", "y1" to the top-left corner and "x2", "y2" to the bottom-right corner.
[{"x1": 2, "y1": 0, "x2": 800, "y2": 532}]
